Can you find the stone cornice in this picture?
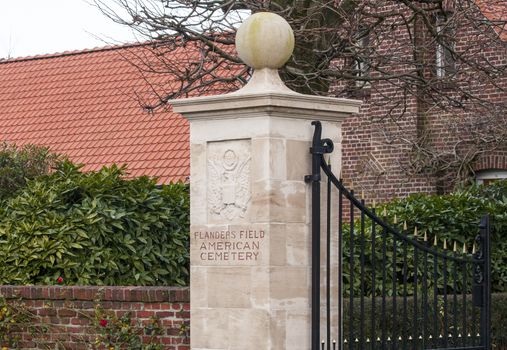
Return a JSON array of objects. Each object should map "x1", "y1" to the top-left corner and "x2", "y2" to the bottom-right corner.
[{"x1": 172, "y1": 91, "x2": 362, "y2": 122}]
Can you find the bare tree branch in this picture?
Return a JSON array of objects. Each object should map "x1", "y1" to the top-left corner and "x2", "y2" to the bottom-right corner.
[{"x1": 94, "y1": 0, "x2": 507, "y2": 190}]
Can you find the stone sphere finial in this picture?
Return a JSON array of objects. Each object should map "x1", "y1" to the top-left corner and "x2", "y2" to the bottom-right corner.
[{"x1": 236, "y1": 12, "x2": 294, "y2": 70}]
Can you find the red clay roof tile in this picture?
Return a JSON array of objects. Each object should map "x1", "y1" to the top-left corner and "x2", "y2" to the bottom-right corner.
[{"x1": 0, "y1": 43, "x2": 220, "y2": 183}]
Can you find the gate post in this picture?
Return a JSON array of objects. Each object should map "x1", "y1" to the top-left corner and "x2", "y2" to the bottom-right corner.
[{"x1": 172, "y1": 12, "x2": 361, "y2": 350}]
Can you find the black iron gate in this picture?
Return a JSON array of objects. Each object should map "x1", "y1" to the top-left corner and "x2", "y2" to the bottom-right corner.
[{"x1": 305, "y1": 121, "x2": 491, "y2": 350}]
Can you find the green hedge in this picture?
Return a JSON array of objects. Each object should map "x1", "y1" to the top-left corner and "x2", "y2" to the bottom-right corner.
[
  {"x1": 341, "y1": 180, "x2": 507, "y2": 296},
  {"x1": 379, "y1": 180, "x2": 507, "y2": 293},
  {"x1": 0, "y1": 143, "x2": 57, "y2": 201},
  {"x1": 0, "y1": 161, "x2": 189, "y2": 286},
  {"x1": 342, "y1": 293, "x2": 507, "y2": 348}
]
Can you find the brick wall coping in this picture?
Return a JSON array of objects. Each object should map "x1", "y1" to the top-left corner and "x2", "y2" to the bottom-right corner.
[{"x1": 0, "y1": 285, "x2": 189, "y2": 303}]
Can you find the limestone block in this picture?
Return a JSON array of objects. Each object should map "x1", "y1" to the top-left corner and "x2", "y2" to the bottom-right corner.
[
  {"x1": 268, "y1": 223, "x2": 287, "y2": 266},
  {"x1": 228, "y1": 308, "x2": 270, "y2": 350},
  {"x1": 269, "y1": 180, "x2": 307, "y2": 223},
  {"x1": 285, "y1": 223, "x2": 310, "y2": 266},
  {"x1": 191, "y1": 308, "x2": 229, "y2": 349},
  {"x1": 268, "y1": 138, "x2": 287, "y2": 180},
  {"x1": 251, "y1": 138, "x2": 270, "y2": 181},
  {"x1": 250, "y1": 180, "x2": 271, "y2": 222},
  {"x1": 286, "y1": 139, "x2": 311, "y2": 181},
  {"x1": 206, "y1": 267, "x2": 252, "y2": 308},
  {"x1": 269, "y1": 309, "x2": 287, "y2": 350},
  {"x1": 251, "y1": 180, "x2": 306, "y2": 223},
  {"x1": 252, "y1": 137, "x2": 287, "y2": 181},
  {"x1": 286, "y1": 310, "x2": 311, "y2": 350},
  {"x1": 249, "y1": 266, "x2": 270, "y2": 308},
  {"x1": 190, "y1": 143, "x2": 207, "y2": 225},
  {"x1": 190, "y1": 117, "x2": 271, "y2": 144},
  {"x1": 270, "y1": 266, "x2": 310, "y2": 310},
  {"x1": 190, "y1": 266, "x2": 208, "y2": 308}
]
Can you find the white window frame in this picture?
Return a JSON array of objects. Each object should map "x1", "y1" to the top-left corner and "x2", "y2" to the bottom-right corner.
[
  {"x1": 435, "y1": 14, "x2": 456, "y2": 78},
  {"x1": 476, "y1": 169, "x2": 507, "y2": 185},
  {"x1": 436, "y1": 16, "x2": 446, "y2": 78},
  {"x1": 353, "y1": 34, "x2": 371, "y2": 88}
]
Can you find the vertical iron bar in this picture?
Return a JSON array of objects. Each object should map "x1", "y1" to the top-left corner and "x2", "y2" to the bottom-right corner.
[
  {"x1": 307, "y1": 121, "x2": 322, "y2": 350},
  {"x1": 480, "y1": 215, "x2": 491, "y2": 350},
  {"x1": 472, "y1": 283, "x2": 477, "y2": 347},
  {"x1": 442, "y1": 250, "x2": 449, "y2": 347},
  {"x1": 392, "y1": 237, "x2": 398, "y2": 350},
  {"x1": 443, "y1": 252, "x2": 448, "y2": 348},
  {"x1": 472, "y1": 234, "x2": 480, "y2": 347},
  {"x1": 413, "y1": 247, "x2": 419, "y2": 350},
  {"x1": 433, "y1": 254, "x2": 438, "y2": 349},
  {"x1": 402, "y1": 240, "x2": 408, "y2": 350},
  {"x1": 349, "y1": 195, "x2": 355, "y2": 350},
  {"x1": 422, "y1": 247, "x2": 428, "y2": 350},
  {"x1": 381, "y1": 226, "x2": 387, "y2": 350},
  {"x1": 327, "y1": 172, "x2": 332, "y2": 350},
  {"x1": 452, "y1": 255, "x2": 458, "y2": 346},
  {"x1": 462, "y1": 261, "x2": 467, "y2": 348},
  {"x1": 338, "y1": 187, "x2": 343, "y2": 350},
  {"x1": 360, "y1": 199, "x2": 366, "y2": 350},
  {"x1": 371, "y1": 213, "x2": 376, "y2": 350}
]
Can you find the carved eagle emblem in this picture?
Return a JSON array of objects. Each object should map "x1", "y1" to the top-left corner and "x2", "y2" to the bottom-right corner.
[{"x1": 208, "y1": 149, "x2": 251, "y2": 220}]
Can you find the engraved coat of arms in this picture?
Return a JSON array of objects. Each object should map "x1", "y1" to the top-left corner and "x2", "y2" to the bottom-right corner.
[{"x1": 208, "y1": 148, "x2": 251, "y2": 220}]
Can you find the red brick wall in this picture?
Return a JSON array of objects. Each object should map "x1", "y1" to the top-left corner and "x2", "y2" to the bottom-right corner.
[
  {"x1": 0, "y1": 285, "x2": 190, "y2": 349},
  {"x1": 334, "y1": 2, "x2": 507, "y2": 202},
  {"x1": 336, "y1": 3, "x2": 436, "y2": 202}
]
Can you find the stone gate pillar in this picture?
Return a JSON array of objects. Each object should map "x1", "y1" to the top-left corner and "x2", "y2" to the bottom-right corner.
[{"x1": 172, "y1": 12, "x2": 361, "y2": 350}]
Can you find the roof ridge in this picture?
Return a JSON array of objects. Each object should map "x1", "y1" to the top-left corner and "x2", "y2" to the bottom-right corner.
[{"x1": 0, "y1": 41, "x2": 155, "y2": 65}]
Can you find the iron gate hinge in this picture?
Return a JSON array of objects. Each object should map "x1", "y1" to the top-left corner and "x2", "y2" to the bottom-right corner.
[{"x1": 304, "y1": 174, "x2": 321, "y2": 183}]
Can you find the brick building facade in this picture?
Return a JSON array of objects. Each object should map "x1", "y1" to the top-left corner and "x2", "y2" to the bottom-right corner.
[{"x1": 335, "y1": 1, "x2": 507, "y2": 202}]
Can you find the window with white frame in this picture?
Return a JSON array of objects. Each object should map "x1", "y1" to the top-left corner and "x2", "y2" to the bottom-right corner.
[
  {"x1": 353, "y1": 31, "x2": 371, "y2": 88},
  {"x1": 435, "y1": 14, "x2": 456, "y2": 78},
  {"x1": 476, "y1": 169, "x2": 507, "y2": 185}
]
